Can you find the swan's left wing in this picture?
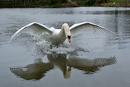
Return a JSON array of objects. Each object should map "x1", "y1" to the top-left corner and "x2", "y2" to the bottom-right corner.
[
  {"x1": 9, "y1": 22, "x2": 53, "y2": 42},
  {"x1": 70, "y1": 22, "x2": 116, "y2": 36}
]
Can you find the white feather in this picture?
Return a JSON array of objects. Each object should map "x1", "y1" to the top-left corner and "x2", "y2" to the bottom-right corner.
[{"x1": 70, "y1": 22, "x2": 116, "y2": 36}]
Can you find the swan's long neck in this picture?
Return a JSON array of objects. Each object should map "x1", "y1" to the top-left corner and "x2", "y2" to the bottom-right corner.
[
  {"x1": 59, "y1": 26, "x2": 66, "y2": 37},
  {"x1": 59, "y1": 23, "x2": 71, "y2": 37}
]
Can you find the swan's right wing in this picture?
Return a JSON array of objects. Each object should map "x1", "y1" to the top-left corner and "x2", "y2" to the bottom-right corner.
[
  {"x1": 70, "y1": 22, "x2": 116, "y2": 36},
  {"x1": 9, "y1": 22, "x2": 53, "y2": 42}
]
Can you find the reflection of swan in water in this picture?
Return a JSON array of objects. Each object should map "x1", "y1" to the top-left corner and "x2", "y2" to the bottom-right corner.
[
  {"x1": 67, "y1": 57, "x2": 116, "y2": 74},
  {"x1": 10, "y1": 59, "x2": 53, "y2": 80},
  {"x1": 10, "y1": 54, "x2": 116, "y2": 80}
]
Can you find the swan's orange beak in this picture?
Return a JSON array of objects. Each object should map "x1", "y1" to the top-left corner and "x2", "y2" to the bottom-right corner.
[
  {"x1": 68, "y1": 36, "x2": 71, "y2": 43},
  {"x1": 68, "y1": 38, "x2": 71, "y2": 43}
]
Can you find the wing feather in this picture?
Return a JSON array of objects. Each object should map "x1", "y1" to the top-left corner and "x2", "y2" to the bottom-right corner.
[
  {"x1": 70, "y1": 22, "x2": 116, "y2": 36},
  {"x1": 9, "y1": 22, "x2": 53, "y2": 42}
]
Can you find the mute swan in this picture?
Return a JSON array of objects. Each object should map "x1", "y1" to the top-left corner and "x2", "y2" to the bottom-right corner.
[{"x1": 9, "y1": 22, "x2": 116, "y2": 47}]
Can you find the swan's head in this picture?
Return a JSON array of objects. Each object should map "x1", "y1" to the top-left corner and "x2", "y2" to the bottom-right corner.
[
  {"x1": 67, "y1": 35, "x2": 71, "y2": 43},
  {"x1": 62, "y1": 23, "x2": 71, "y2": 43},
  {"x1": 65, "y1": 29, "x2": 71, "y2": 43}
]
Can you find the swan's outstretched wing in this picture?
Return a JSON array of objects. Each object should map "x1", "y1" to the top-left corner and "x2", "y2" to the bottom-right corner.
[
  {"x1": 70, "y1": 22, "x2": 116, "y2": 36},
  {"x1": 9, "y1": 22, "x2": 53, "y2": 42}
]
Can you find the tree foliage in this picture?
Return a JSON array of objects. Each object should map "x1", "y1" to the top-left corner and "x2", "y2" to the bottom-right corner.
[
  {"x1": 0, "y1": 0, "x2": 68, "y2": 7},
  {"x1": 37, "y1": 0, "x2": 67, "y2": 5},
  {"x1": 0, "y1": 0, "x2": 112, "y2": 8}
]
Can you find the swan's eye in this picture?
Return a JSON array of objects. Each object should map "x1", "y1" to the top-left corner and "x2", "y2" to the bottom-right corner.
[
  {"x1": 68, "y1": 35, "x2": 71, "y2": 39},
  {"x1": 68, "y1": 35, "x2": 71, "y2": 43}
]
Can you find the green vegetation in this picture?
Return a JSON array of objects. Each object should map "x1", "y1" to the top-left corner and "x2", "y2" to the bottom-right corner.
[
  {"x1": 101, "y1": 0, "x2": 130, "y2": 7},
  {"x1": 0, "y1": 0, "x2": 130, "y2": 8},
  {"x1": 0, "y1": 0, "x2": 69, "y2": 8}
]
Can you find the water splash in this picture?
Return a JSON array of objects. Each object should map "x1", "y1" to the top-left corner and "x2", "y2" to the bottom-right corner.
[{"x1": 35, "y1": 40, "x2": 89, "y2": 55}]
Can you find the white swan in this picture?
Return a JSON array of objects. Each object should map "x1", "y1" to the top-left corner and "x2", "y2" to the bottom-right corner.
[{"x1": 9, "y1": 22, "x2": 116, "y2": 47}]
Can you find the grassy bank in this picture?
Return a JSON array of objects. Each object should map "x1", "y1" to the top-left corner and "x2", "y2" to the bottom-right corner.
[
  {"x1": 100, "y1": 0, "x2": 130, "y2": 7},
  {"x1": 74, "y1": 0, "x2": 130, "y2": 7}
]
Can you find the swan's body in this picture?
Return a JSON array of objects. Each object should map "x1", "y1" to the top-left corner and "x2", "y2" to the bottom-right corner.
[
  {"x1": 46, "y1": 23, "x2": 71, "y2": 46},
  {"x1": 9, "y1": 22, "x2": 116, "y2": 47}
]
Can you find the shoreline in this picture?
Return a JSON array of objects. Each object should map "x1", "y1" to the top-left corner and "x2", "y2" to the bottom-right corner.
[{"x1": 0, "y1": 0, "x2": 130, "y2": 8}]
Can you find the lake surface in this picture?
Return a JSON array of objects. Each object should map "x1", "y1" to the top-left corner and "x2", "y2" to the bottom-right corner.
[{"x1": 0, "y1": 7, "x2": 130, "y2": 87}]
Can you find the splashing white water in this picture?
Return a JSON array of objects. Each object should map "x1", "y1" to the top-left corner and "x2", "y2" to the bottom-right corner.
[{"x1": 35, "y1": 40, "x2": 89, "y2": 55}]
